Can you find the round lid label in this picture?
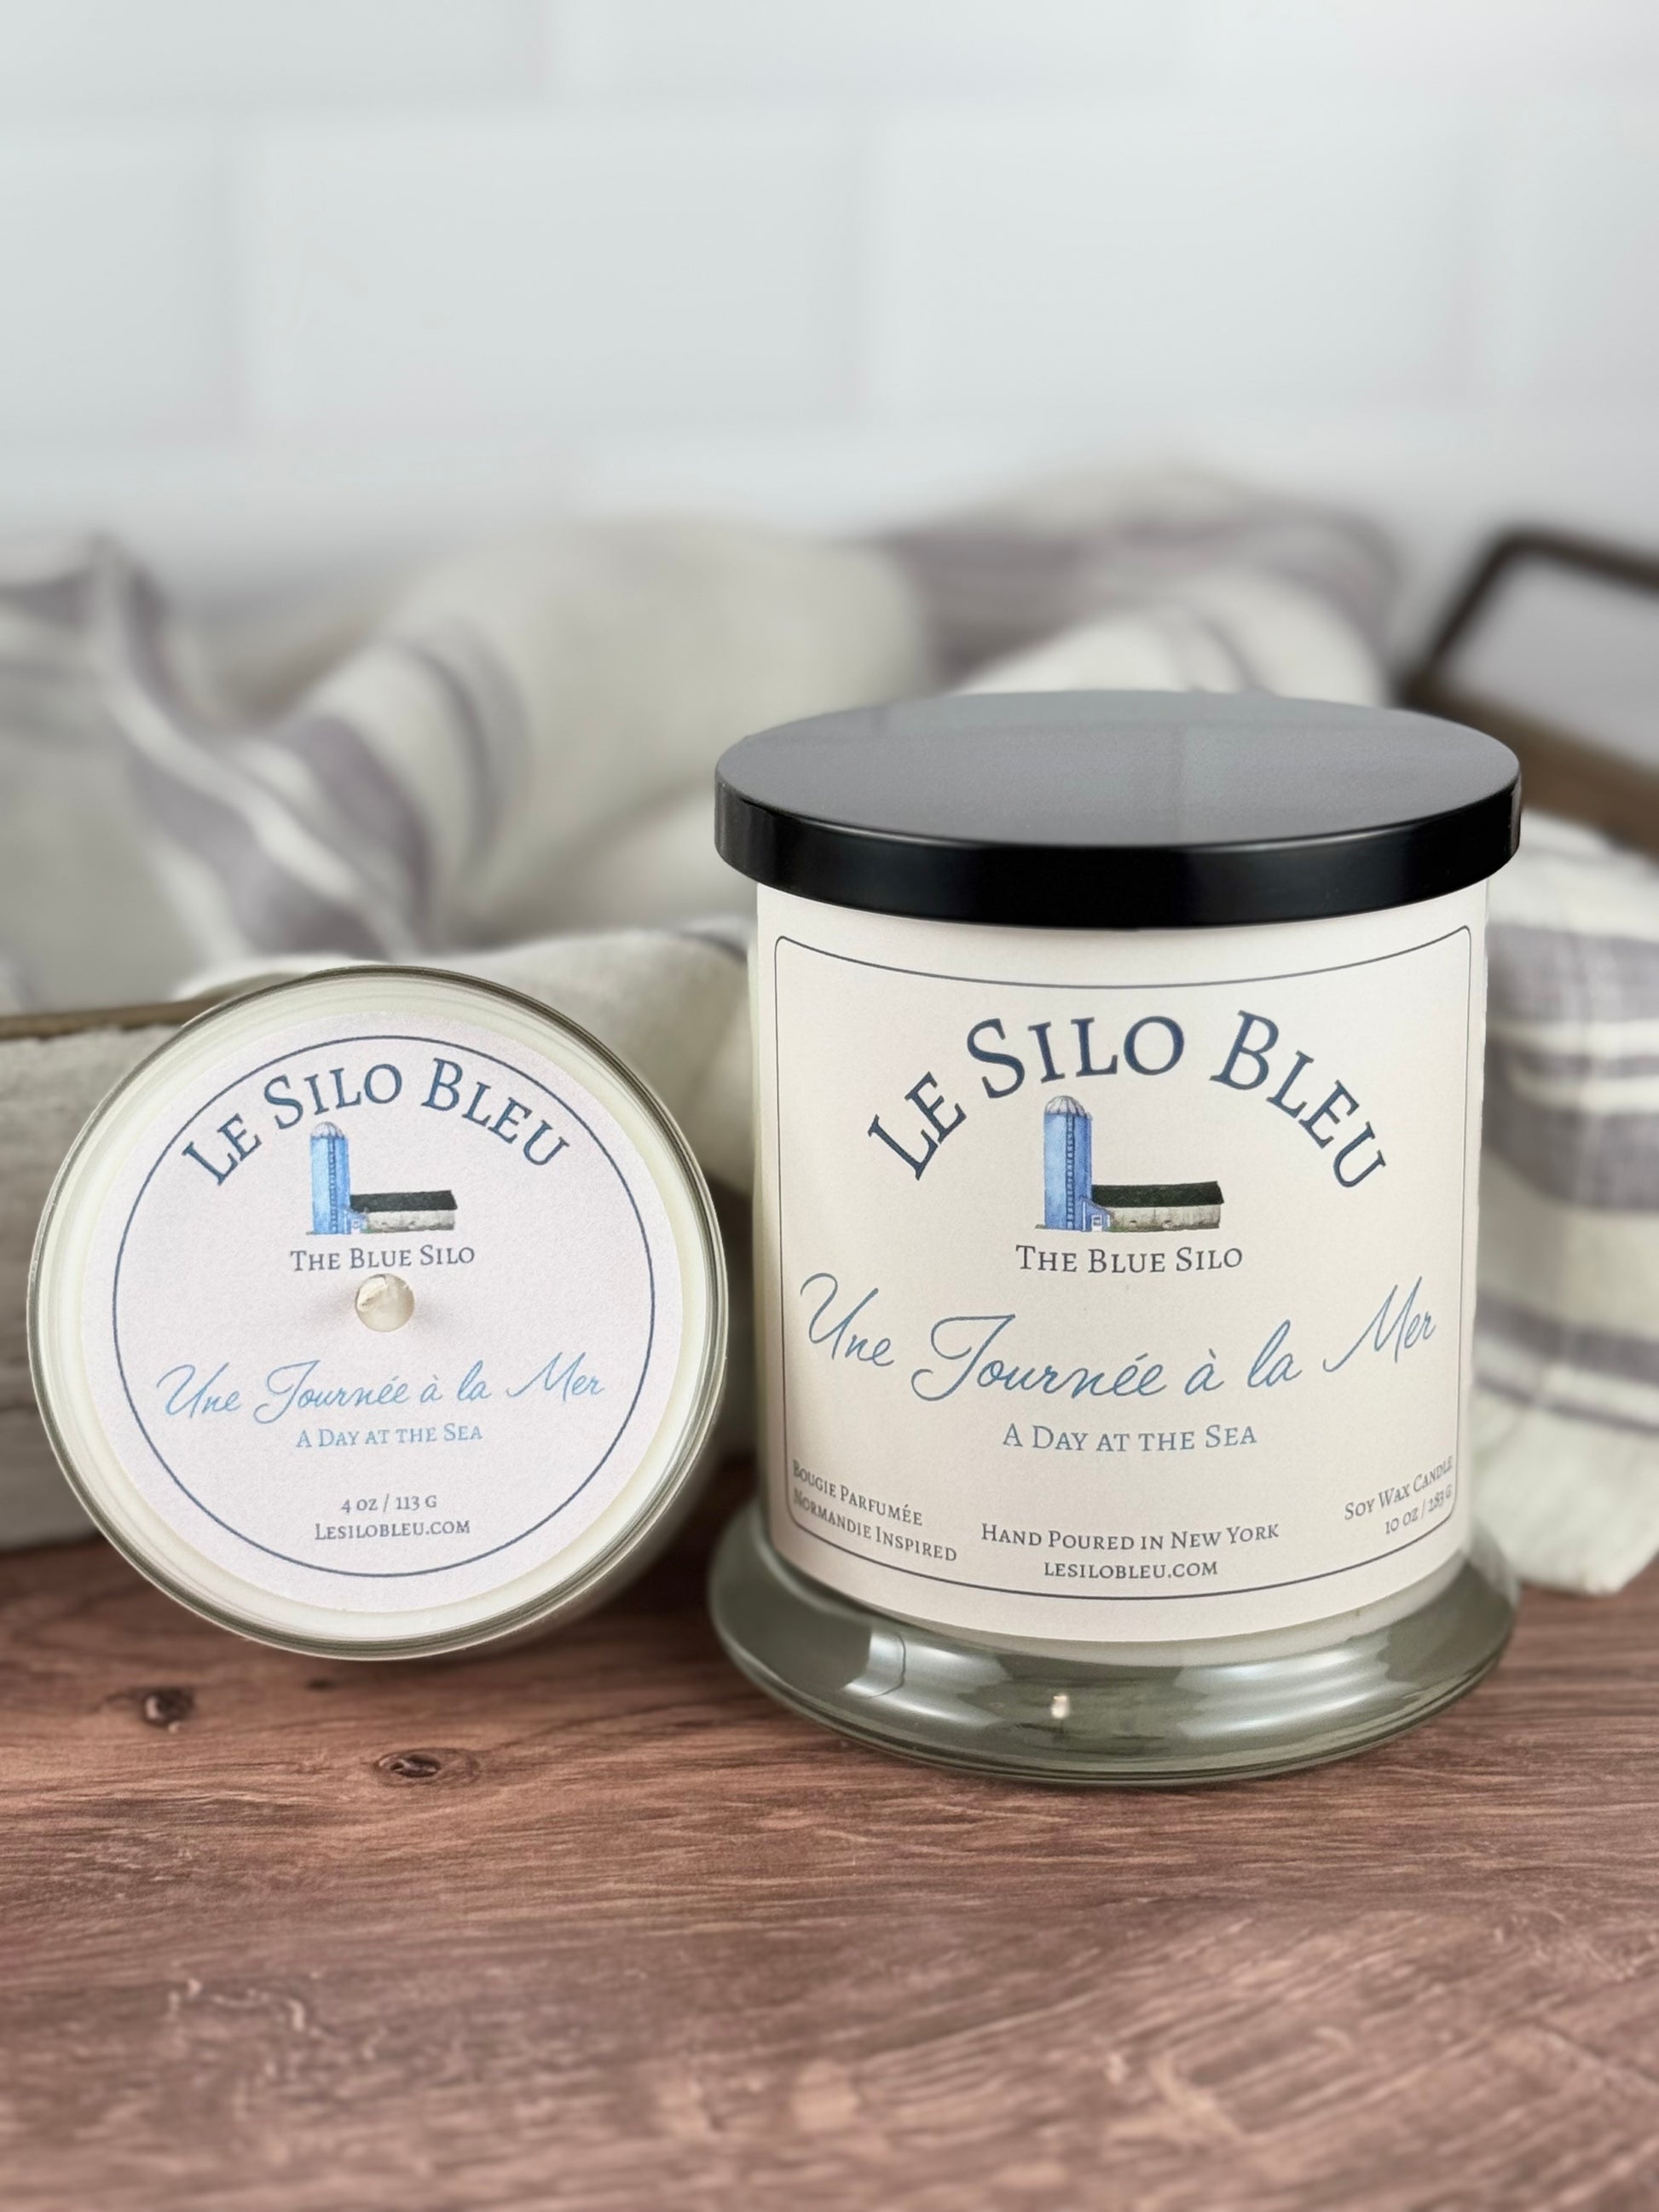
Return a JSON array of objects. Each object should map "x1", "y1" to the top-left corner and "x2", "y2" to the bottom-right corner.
[
  {"x1": 753, "y1": 884, "x2": 1484, "y2": 1644},
  {"x1": 71, "y1": 1004, "x2": 688, "y2": 1614}
]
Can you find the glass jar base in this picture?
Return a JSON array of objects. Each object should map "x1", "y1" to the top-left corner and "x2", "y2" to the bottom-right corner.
[{"x1": 708, "y1": 1504, "x2": 1517, "y2": 1786}]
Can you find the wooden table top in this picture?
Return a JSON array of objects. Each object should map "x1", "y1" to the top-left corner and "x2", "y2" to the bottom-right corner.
[{"x1": 4, "y1": 1463, "x2": 1657, "y2": 2212}]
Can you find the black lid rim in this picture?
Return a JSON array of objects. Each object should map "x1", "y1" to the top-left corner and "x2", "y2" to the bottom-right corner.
[{"x1": 716, "y1": 692, "x2": 1521, "y2": 928}]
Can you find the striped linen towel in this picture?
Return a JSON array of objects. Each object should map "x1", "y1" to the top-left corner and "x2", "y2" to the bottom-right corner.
[
  {"x1": 1477, "y1": 812, "x2": 1659, "y2": 1591},
  {"x1": 0, "y1": 476, "x2": 1391, "y2": 999},
  {"x1": 880, "y1": 465, "x2": 1396, "y2": 697},
  {"x1": 65, "y1": 518, "x2": 933, "y2": 973},
  {"x1": 0, "y1": 474, "x2": 1655, "y2": 1594}
]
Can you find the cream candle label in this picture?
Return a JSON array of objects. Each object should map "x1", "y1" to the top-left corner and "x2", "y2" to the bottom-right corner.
[
  {"x1": 757, "y1": 886, "x2": 1484, "y2": 1643},
  {"x1": 79, "y1": 1013, "x2": 683, "y2": 1612}
]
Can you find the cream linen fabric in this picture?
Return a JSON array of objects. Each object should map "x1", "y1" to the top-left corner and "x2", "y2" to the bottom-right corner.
[{"x1": 3, "y1": 475, "x2": 1656, "y2": 1595}]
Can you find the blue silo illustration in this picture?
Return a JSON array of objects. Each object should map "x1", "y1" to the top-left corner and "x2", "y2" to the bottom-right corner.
[
  {"x1": 1043, "y1": 1095, "x2": 1093, "y2": 1230},
  {"x1": 310, "y1": 1121, "x2": 356, "y2": 1235}
]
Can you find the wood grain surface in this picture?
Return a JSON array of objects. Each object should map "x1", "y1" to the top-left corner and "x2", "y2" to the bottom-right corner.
[{"x1": 3, "y1": 1463, "x2": 1657, "y2": 2212}]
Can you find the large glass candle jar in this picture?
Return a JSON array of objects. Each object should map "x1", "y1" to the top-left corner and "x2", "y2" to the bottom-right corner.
[{"x1": 709, "y1": 690, "x2": 1521, "y2": 1783}]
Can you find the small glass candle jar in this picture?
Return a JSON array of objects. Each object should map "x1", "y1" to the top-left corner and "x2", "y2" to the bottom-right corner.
[
  {"x1": 710, "y1": 690, "x2": 1521, "y2": 1783},
  {"x1": 31, "y1": 967, "x2": 726, "y2": 1658}
]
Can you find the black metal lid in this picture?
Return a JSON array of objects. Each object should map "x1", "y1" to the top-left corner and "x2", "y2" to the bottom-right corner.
[{"x1": 715, "y1": 690, "x2": 1520, "y2": 928}]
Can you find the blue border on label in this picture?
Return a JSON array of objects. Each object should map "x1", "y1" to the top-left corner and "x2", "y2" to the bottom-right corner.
[
  {"x1": 110, "y1": 1031, "x2": 658, "y2": 1580},
  {"x1": 769, "y1": 925, "x2": 1473, "y2": 1603}
]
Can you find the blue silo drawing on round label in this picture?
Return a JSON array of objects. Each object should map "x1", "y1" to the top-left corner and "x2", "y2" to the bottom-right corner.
[
  {"x1": 309, "y1": 1121, "x2": 361, "y2": 1235},
  {"x1": 309, "y1": 1119, "x2": 455, "y2": 1234},
  {"x1": 1043, "y1": 1095, "x2": 1093, "y2": 1230}
]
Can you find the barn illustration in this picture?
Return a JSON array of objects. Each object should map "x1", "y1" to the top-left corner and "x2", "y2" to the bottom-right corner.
[
  {"x1": 1042, "y1": 1095, "x2": 1222, "y2": 1234},
  {"x1": 309, "y1": 1123, "x2": 457, "y2": 1235}
]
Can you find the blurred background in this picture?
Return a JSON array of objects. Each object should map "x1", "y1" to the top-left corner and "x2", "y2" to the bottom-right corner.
[
  {"x1": 3, "y1": 0, "x2": 1658, "y2": 1019},
  {"x1": 1, "y1": 0, "x2": 1655, "y2": 632}
]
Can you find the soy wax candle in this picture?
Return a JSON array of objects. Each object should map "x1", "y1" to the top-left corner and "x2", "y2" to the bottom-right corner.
[
  {"x1": 710, "y1": 690, "x2": 1520, "y2": 1782},
  {"x1": 31, "y1": 967, "x2": 726, "y2": 1657}
]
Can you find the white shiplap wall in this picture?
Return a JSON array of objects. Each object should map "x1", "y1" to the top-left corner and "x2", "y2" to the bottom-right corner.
[{"x1": 0, "y1": 0, "x2": 1655, "y2": 621}]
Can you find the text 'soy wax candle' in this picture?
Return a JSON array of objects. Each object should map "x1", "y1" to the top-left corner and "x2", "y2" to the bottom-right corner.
[
  {"x1": 30, "y1": 968, "x2": 725, "y2": 1656},
  {"x1": 710, "y1": 690, "x2": 1521, "y2": 1783}
]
